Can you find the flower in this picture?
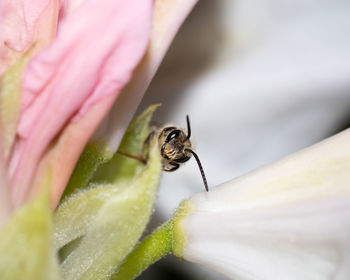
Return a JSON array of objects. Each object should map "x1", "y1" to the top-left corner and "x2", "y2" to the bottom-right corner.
[
  {"x1": 1, "y1": 0, "x2": 153, "y2": 211},
  {"x1": 172, "y1": 129, "x2": 350, "y2": 280},
  {"x1": 0, "y1": 0, "x2": 200, "y2": 278}
]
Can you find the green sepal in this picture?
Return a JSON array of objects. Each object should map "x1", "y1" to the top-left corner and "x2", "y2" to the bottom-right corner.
[
  {"x1": 0, "y1": 186, "x2": 60, "y2": 280},
  {"x1": 55, "y1": 136, "x2": 161, "y2": 280},
  {"x1": 62, "y1": 104, "x2": 159, "y2": 199},
  {"x1": 92, "y1": 104, "x2": 160, "y2": 185},
  {"x1": 54, "y1": 105, "x2": 162, "y2": 280}
]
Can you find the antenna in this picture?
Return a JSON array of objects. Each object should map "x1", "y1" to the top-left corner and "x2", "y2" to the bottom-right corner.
[
  {"x1": 185, "y1": 149, "x2": 209, "y2": 192},
  {"x1": 185, "y1": 115, "x2": 191, "y2": 140}
]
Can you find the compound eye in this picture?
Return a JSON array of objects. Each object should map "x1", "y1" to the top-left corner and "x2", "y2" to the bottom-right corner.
[{"x1": 166, "y1": 129, "x2": 181, "y2": 142}]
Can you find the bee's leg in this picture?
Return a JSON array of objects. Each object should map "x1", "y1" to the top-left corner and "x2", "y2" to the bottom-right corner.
[
  {"x1": 163, "y1": 162, "x2": 179, "y2": 172},
  {"x1": 117, "y1": 151, "x2": 147, "y2": 164},
  {"x1": 140, "y1": 128, "x2": 157, "y2": 161},
  {"x1": 118, "y1": 128, "x2": 157, "y2": 165},
  {"x1": 143, "y1": 127, "x2": 157, "y2": 150}
]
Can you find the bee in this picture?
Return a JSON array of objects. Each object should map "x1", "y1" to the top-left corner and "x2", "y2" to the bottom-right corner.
[
  {"x1": 119, "y1": 115, "x2": 209, "y2": 192},
  {"x1": 157, "y1": 115, "x2": 208, "y2": 192}
]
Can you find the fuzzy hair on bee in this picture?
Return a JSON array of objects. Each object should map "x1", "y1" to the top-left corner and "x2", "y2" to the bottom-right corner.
[
  {"x1": 118, "y1": 115, "x2": 209, "y2": 192},
  {"x1": 157, "y1": 126, "x2": 192, "y2": 171},
  {"x1": 156, "y1": 115, "x2": 208, "y2": 192}
]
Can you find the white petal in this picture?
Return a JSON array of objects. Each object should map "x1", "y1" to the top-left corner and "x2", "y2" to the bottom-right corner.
[{"x1": 180, "y1": 129, "x2": 350, "y2": 280}]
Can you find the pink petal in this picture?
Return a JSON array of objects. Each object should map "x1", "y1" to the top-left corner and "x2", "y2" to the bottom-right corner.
[
  {"x1": 0, "y1": 0, "x2": 59, "y2": 74},
  {"x1": 10, "y1": 0, "x2": 153, "y2": 207},
  {"x1": 28, "y1": 94, "x2": 115, "y2": 207},
  {"x1": 93, "y1": 0, "x2": 200, "y2": 152},
  {"x1": 46, "y1": 0, "x2": 198, "y2": 208},
  {"x1": 58, "y1": 0, "x2": 86, "y2": 20}
]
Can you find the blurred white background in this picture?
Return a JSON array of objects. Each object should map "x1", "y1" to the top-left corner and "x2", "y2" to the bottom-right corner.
[{"x1": 137, "y1": 0, "x2": 350, "y2": 279}]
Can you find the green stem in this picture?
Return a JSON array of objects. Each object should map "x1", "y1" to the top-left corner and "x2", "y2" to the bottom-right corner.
[{"x1": 110, "y1": 221, "x2": 174, "y2": 280}]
